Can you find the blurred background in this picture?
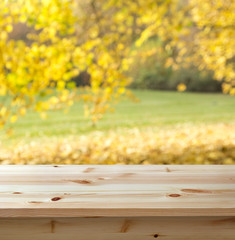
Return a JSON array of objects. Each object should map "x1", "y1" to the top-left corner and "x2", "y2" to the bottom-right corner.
[{"x1": 0, "y1": 0, "x2": 234, "y2": 164}]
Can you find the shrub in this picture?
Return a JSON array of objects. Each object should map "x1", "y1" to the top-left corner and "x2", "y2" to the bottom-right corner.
[
  {"x1": 129, "y1": 60, "x2": 222, "y2": 92},
  {"x1": 168, "y1": 68, "x2": 222, "y2": 92}
]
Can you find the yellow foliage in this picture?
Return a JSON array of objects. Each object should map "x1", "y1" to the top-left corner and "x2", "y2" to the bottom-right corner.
[
  {"x1": 0, "y1": 107, "x2": 7, "y2": 117},
  {"x1": 177, "y1": 83, "x2": 187, "y2": 92},
  {"x1": 0, "y1": 124, "x2": 234, "y2": 165},
  {"x1": 19, "y1": 108, "x2": 26, "y2": 116},
  {"x1": 0, "y1": 0, "x2": 234, "y2": 128},
  {"x1": 10, "y1": 115, "x2": 17, "y2": 123}
]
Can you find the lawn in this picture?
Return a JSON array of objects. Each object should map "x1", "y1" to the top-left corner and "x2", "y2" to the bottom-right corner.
[
  {"x1": 1, "y1": 90, "x2": 234, "y2": 165},
  {"x1": 3, "y1": 90, "x2": 235, "y2": 143}
]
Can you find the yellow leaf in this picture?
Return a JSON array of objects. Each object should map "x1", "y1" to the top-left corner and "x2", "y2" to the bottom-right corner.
[
  {"x1": 177, "y1": 83, "x2": 187, "y2": 92},
  {"x1": 6, "y1": 25, "x2": 13, "y2": 33},
  {"x1": 19, "y1": 108, "x2": 26, "y2": 116},
  {"x1": 0, "y1": 107, "x2": 7, "y2": 116},
  {"x1": 50, "y1": 96, "x2": 59, "y2": 104},
  {"x1": 57, "y1": 81, "x2": 65, "y2": 90},
  {"x1": 10, "y1": 115, "x2": 18, "y2": 123}
]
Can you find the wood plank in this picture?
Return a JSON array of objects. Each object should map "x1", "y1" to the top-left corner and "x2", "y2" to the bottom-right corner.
[
  {"x1": 0, "y1": 165, "x2": 234, "y2": 217},
  {"x1": 0, "y1": 165, "x2": 234, "y2": 173},
  {"x1": 0, "y1": 217, "x2": 234, "y2": 240}
]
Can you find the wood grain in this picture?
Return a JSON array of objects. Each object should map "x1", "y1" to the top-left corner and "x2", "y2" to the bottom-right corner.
[
  {"x1": 0, "y1": 217, "x2": 234, "y2": 240},
  {"x1": 0, "y1": 165, "x2": 234, "y2": 217}
]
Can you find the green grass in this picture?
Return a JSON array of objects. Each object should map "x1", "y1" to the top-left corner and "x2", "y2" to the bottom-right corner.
[{"x1": 2, "y1": 90, "x2": 235, "y2": 143}]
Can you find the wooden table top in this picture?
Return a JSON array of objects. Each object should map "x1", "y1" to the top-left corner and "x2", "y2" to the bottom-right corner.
[{"x1": 0, "y1": 165, "x2": 234, "y2": 217}]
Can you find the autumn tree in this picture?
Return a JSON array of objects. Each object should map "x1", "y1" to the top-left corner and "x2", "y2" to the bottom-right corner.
[
  {"x1": 135, "y1": 0, "x2": 235, "y2": 95},
  {"x1": 1, "y1": 0, "x2": 151, "y2": 128},
  {"x1": 0, "y1": 0, "x2": 234, "y2": 129}
]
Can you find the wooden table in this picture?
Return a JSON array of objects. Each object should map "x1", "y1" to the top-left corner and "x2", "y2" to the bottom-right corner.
[{"x1": 0, "y1": 165, "x2": 234, "y2": 240}]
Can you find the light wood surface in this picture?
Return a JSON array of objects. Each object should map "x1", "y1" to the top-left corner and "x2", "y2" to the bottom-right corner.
[
  {"x1": 0, "y1": 216, "x2": 234, "y2": 240},
  {"x1": 0, "y1": 165, "x2": 234, "y2": 217}
]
